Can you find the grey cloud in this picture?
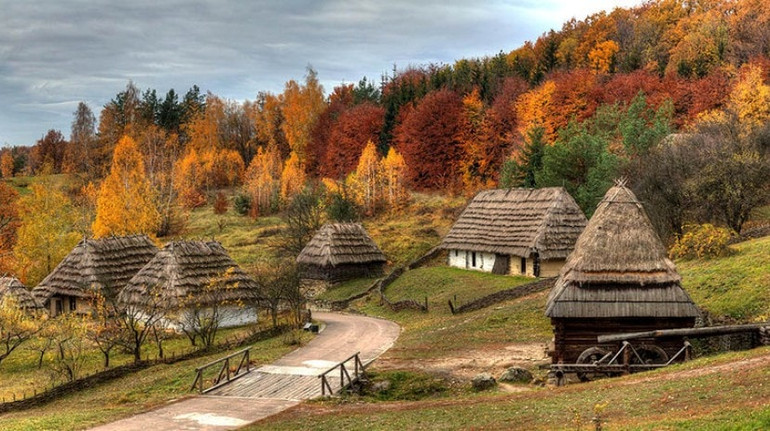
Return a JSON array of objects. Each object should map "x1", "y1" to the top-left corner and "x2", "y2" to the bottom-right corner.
[{"x1": 0, "y1": 0, "x2": 640, "y2": 146}]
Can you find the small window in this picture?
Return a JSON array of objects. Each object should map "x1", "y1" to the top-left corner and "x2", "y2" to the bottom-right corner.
[
  {"x1": 454, "y1": 250, "x2": 458, "y2": 257},
  {"x1": 520, "y1": 257, "x2": 526, "y2": 274},
  {"x1": 69, "y1": 297, "x2": 77, "y2": 311},
  {"x1": 472, "y1": 252, "x2": 477, "y2": 267}
]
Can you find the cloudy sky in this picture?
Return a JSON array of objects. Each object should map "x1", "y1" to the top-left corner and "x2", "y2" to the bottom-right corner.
[{"x1": 0, "y1": 0, "x2": 641, "y2": 147}]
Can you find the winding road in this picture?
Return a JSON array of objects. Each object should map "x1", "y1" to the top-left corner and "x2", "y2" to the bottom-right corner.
[{"x1": 90, "y1": 312, "x2": 400, "y2": 431}]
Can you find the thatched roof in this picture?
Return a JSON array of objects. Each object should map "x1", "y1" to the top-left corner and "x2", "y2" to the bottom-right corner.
[
  {"x1": 33, "y1": 235, "x2": 159, "y2": 303},
  {"x1": 441, "y1": 187, "x2": 587, "y2": 260},
  {"x1": 296, "y1": 223, "x2": 386, "y2": 267},
  {"x1": 546, "y1": 185, "x2": 699, "y2": 318},
  {"x1": 119, "y1": 240, "x2": 258, "y2": 309},
  {"x1": 0, "y1": 276, "x2": 43, "y2": 309}
]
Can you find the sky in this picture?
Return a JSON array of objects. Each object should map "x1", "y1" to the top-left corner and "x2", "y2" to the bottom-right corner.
[{"x1": 0, "y1": 0, "x2": 642, "y2": 147}]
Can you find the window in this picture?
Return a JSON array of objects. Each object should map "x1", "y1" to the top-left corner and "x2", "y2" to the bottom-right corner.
[
  {"x1": 69, "y1": 297, "x2": 76, "y2": 311},
  {"x1": 520, "y1": 257, "x2": 526, "y2": 274},
  {"x1": 472, "y1": 252, "x2": 477, "y2": 267}
]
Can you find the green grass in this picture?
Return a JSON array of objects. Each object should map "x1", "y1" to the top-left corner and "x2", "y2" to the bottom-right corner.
[
  {"x1": 352, "y1": 267, "x2": 549, "y2": 360},
  {"x1": 316, "y1": 277, "x2": 379, "y2": 302},
  {"x1": 678, "y1": 235, "x2": 770, "y2": 321},
  {"x1": 0, "y1": 331, "x2": 305, "y2": 431},
  {"x1": 246, "y1": 347, "x2": 770, "y2": 431},
  {"x1": 0, "y1": 321, "x2": 263, "y2": 401}
]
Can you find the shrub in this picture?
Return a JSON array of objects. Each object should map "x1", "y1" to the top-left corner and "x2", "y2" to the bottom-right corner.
[
  {"x1": 213, "y1": 192, "x2": 228, "y2": 215},
  {"x1": 233, "y1": 194, "x2": 251, "y2": 216},
  {"x1": 669, "y1": 223, "x2": 733, "y2": 260},
  {"x1": 326, "y1": 191, "x2": 359, "y2": 222}
]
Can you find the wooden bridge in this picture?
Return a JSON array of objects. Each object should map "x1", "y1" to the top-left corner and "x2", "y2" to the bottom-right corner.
[{"x1": 201, "y1": 351, "x2": 368, "y2": 400}]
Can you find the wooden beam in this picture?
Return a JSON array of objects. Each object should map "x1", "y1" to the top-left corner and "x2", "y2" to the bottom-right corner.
[{"x1": 597, "y1": 323, "x2": 767, "y2": 343}]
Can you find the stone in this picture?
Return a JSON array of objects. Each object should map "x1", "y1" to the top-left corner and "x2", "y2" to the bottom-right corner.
[
  {"x1": 471, "y1": 373, "x2": 496, "y2": 391},
  {"x1": 499, "y1": 367, "x2": 533, "y2": 384},
  {"x1": 371, "y1": 380, "x2": 392, "y2": 393}
]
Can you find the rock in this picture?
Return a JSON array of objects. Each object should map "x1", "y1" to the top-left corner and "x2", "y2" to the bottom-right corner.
[
  {"x1": 371, "y1": 380, "x2": 392, "y2": 393},
  {"x1": 499, "y1": 367, "x2": 533, "y2": 384},
  {"x1": 472, "y1": 373, "x2": 496, "y2": 391}
]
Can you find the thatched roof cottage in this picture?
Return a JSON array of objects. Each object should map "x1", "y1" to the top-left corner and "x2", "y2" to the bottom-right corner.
[
  {"x1": 119, "y1": 240, "x2": 259, "y2": 329},
  {"x1": 0, "y1": 276, "x2": 43, "y2": 310},
  {"x1": 441, "y1": 187, "x2": 587, "y2": 277},
  {"x1": 296, "y1": 223, "x2": 386, "y2": 285},
  {"x1": 33, "y1": 235, "x2": 159, "y2": 316},
  {"x1": 545, "y1": 184, "x2": 699, "y2": 364}
]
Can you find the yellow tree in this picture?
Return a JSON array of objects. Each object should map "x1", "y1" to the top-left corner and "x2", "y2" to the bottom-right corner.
[
  {"x1": 349, "y1": 141, "x2": 382, "y2": 215},
  {"x1": 728, "y1": 63, "x2": 770, "y2": 131},
  {"x1": 515, "y1": 80, "x2": 557, "y2": 143},
  {"x1": 380, "y1": 146, "x2": 409, "y2": 210},
  {"x1": 173, "y1": 149, "x2": 207, "y2": 208},
  {"x1": 588, "y1": 40, "x2": 619, "y2": 73},
  {"x1": 0, "y1": 152, "x2": 13, "y2": 178},
  {"x1": 13, "y1": 182, "x2": 80, "y2": 285},
  {"x1": 0, "y1": 296, "x2": 43, "y2": 367},
  {"x1": 93, "y1": 135, "x2": 160, "y2": 238},
  {"x1": 245, "y1": 145, "x2": 282, "y2": 214},
  {"x1": 280, "y1": 68, "x2": 325, "y2": 164},
  {"x1": 280, "y1": 151, "x2": 306, "y2": 200}
]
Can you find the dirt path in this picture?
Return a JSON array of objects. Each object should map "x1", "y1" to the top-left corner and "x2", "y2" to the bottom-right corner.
[{"x1": 89, "y1": 312, "x2": 400, "y2": 431}]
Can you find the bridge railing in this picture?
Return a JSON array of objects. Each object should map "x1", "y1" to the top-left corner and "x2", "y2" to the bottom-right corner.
[
  {"x1": 318, "y1": 352, "x2": 368, "y2": 396},
  {"x1": 191, "y1": 347, "x2": 251, "y2": 394}
]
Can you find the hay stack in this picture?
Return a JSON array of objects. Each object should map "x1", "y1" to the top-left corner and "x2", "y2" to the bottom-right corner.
[
  {"x1": 0, "y1": 276, "x2": 42, "y2": 310},
  {"x1": 545, "y1": 184, "x2": 698, "y2": 363},
  {"x1": 296, "y1": 223, "x2": 386, "y2": 283},
  {"x1": 119, "y1": 240, "x2": 258, "y2": 309},
  {"x1": 33, "y1": 235, "x2": 159, "y2": 305}
]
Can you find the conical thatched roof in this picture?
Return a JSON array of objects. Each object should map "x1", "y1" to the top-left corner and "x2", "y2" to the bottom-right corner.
[
  {"x1": 296, "y1": 223, "x2": 386, "y2": 267},
  {"x1": 0, "y1": 276, "x2": 42, "y2": 309},
  {"x1": 119, "y1": 240, "x2": 258, "y2": 309},
  {"x1": 441, "y1": 187, "x2": 587, "y2": 260},
  {"x1": 33, "y1": 235, "x2": 159, "y2": 303},
  {"x1": 546, "y1": 185, "x2": 699, "y2": 318}
]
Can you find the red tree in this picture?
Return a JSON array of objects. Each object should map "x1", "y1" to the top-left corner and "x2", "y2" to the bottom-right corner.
[
  {"x1": 321, "y1": 103, "x2": 385, "y2": 179},
  {"x1": 394, "y1": 89, "x2": 464, "y2": 191}
]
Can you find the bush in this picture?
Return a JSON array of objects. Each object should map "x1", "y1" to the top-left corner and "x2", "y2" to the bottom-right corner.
[
  {"x1": 326, "y1": 192, "x2": 359, "y2": 222},
  {"x1": 233, "y1": 194, "x2": 251, "y2": 215},
  {"x1": 213, "y1": 192, "x2": 228, "y2": 214},
  {"x1": 669, "y1": 224, "x2": 733, "y2": 260}
]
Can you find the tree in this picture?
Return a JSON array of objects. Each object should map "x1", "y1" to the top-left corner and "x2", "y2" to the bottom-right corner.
[
  {"x1": 0, "y1": 183, "x2": 19, "y2": 272},
  {"x1": 499, "y1": 126, "x2": 547, "y2": 188},
  {"x1": 280, "y1": 151, "x2": 306, "y2": 200},
  {"x1": 173, "y1": 149, "x2": 208, "y2": 209},
  {"x1": 321, "y1": 103, "x2": 385, "y2": 179},
  {"x1": 63, "y1": 102, "x2": 98, "y2": 176},
  {"x1": 85, "y1": 292, "x2": 123, "y2": 368},
  {"x1": 588, "y1": 40, "x2": 620, "y2": 73},
  {"x1": 244, "y1": 145, "x2": 282, "y2": 216},
  {"x1": 251, "y1": 259, "x2": 302, "y2": 328},
  {"x1": 727, "y1": 63, "x2": 770, "y2": 131},
  {"x1": 13, "y1": 182, "x2": 80, "y2": 285},
  {"x1": 29, "y1": 130, "x2": 68, "y2": 174},
  {"x1": 280, "y1": 68, "x2": 326, "y2": 164},
  {"x1": 395, "y1": 89, "x2": 464, "y2": 191},
  {"x1": 118, "y1": 283, "x2": 168, "y2": 363},
  {"x1": 46, "y1": 313, "x2": 90, "y2": 382},
  {"x1": 0, "y1": 152, "x2": 14, "y2": 178},
  {"x1": 349, "y1": 141, "x2": 382, "y2": 215},
  {"x1": 515, "y1": 81, "x2": 557, "y2": 143},
  {"x1": 0, "y1": 296, "x2": 42, "y2": 368},
  {"x1": 93, "y1": 135, "x2": 161, "y2": 238},
  {"x1": 174, "y1": 268, "x2": 242, "y2": 349},
  {"x1": 380, "y1": 147, "x2": 409, "y2": 210},
  {"x1": 280, "y1": 187, "x2": 323, "y2": 255}
]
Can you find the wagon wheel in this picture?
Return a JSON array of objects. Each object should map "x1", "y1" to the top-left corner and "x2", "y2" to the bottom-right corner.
[
  {"x1": 576, "y1": 347, "x2": 610, "y2": 382},
  {"x1": 629, "y1": 344, "x2": 669, "y2": 369}
]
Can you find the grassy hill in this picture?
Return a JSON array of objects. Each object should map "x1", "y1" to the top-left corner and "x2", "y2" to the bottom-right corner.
[
  {"x1": 247, "y1": 347, "x2": 770, "y2": 431},
  {"x1": 678, "y1": 235, "x2": 770, "y2": 322}
]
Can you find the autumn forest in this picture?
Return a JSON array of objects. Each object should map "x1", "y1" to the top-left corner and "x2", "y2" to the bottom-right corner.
[{"x1": 2, "y1": 0, "x2": 770, "y2": 286}]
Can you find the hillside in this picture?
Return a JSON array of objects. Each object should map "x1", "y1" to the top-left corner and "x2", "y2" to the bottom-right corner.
[{"x1": 247, "y1": 347, "x2": 770, "y2": 431}]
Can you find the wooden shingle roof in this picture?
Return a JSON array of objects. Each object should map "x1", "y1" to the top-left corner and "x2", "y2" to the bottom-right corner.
[
  {"x1": 441, "y1": 187, "x2": 587, "y2": 260},
  {"x1": 119, "y1": 240, "x2": 258, "y2": 309},
  {"x1": 296, "y1": 223, "x2": 386, "y2": 267},
  {"x1": 546, "y1": 185, "x2": 699, "y2": 319},
  {"x1": 32, "y1": 235, "x2": 159, "y2": 303}
]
